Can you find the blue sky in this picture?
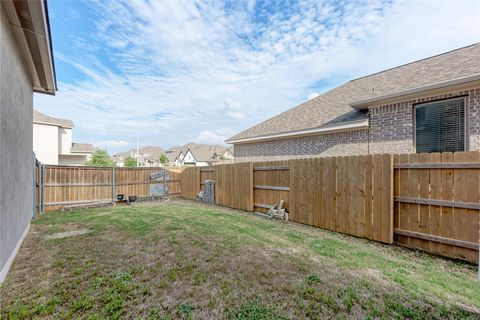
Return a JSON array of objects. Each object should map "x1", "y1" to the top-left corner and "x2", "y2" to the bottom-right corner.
[{"x1": 34, "y1": 0, "x2": 480, "y2": 154}]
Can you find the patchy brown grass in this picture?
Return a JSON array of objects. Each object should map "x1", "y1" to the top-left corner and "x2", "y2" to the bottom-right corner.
[{"x1": 0, "y1": 200, "x2": 479, "y2": 319}]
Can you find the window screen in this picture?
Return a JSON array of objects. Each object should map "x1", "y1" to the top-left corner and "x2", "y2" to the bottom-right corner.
[{"x1": 415, "y1": 98, "x2": 465, "y2": 153}]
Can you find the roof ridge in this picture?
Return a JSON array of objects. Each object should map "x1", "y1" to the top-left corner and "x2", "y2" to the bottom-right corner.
[
  {"x1": 33, "y1": 109, "x2": 74, "y2": 127},
  {"x1": 350, "y1": 42, "x2": 480, "y2": 82}
]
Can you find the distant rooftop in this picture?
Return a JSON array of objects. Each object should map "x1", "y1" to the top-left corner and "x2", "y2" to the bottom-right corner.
[
  {"x1": 71, "y1": 143, "x2": 95, "y2": 153},
  {"x1": 33, "y1": 110, "x2": 74, "y2": 128}
]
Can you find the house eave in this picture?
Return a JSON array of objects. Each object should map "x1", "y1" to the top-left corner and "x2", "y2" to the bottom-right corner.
[
  {"x1": 2, "y1": 0, "x2": 57, "y2": 95},
  {"x1": 225, "y1": 119, "x2": 369, "y2": 144},
  {"x1": 350, "y1": 74, "x2": 480, "y2": 110},
  {"x1": 33, "y1": 120, "x2": 73, "y2": 129}
]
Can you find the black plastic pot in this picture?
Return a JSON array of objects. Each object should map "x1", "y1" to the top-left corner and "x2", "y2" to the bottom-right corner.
[{"x1": 128, "y1": 196, "x2": 137, "y2": 203}]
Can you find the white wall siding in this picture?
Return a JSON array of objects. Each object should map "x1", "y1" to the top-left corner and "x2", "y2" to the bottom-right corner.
[
  {"x1": 58, "y1": 127, "x2": 72, "y2": 155},
  {"x1": 33, "y1": 123, "x2": 59, "y2": 164},
  {"x1": 59, "y1": 154, "x2": 89, "y2": 166}
]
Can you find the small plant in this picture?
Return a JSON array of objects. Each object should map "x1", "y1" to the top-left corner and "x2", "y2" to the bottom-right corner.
[
  {"x1": 177, "y1": 303, "x2": 194, "y2": 319},
  {"x1": 193, "y1": 272, "x2": 206, "y2": 285},
  {"x1": 305, "y1": 274, "x2": 321, "y2": 285},
  {"x1": 233, "y1": 301, "x2": 288, "y2": 320},
  {"x1": 73, "y1": 293, "x2": 93, "y2": 311}
]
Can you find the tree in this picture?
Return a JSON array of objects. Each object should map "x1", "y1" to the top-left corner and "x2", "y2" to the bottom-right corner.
[
  {"x1": 85, "y1": 149, "x2": 116, "y2": 167},
  {"x1": 159, "y1": 154, "x2": 169, "y2": 166},
  {"x1": 124, "y1": 156, "x2": 137, "y2": 167}
]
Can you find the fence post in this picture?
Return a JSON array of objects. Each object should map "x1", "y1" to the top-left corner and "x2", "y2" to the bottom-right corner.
[
  {"x1": 197, "y1": 167, "x2": 201, "y2": 194},
  {"x1": 32, "y1": 153, "x2": 36, "y2": 217},
  {"x1": 41, "y1": 164, "x2": 45, "y2": 213},
  {"x1": 249, "y1": 162, "x2": 254, "y2": 211},
  {"x1": 112, "y1": 166, "x2": 116, "y2": 202},
  {"x1": 163, "y1": 168, "x2": 167, "y2": 196}
]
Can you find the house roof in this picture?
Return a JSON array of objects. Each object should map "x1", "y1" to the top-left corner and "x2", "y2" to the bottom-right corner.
[
  {"x1": 71, "y1": 143, "x2": 95, "y2": 153},
  {"x1": 139, "y1": 146, "x2": 166, "y2": 160},
  {"x1": 33, "y1": 110, "x2": 74, "y2": 128},
  {"x1": 183, "y1": 143, "x2": 228, "y2": 162},
  {"x1": 227, "y1": 43, "x2": 480, "y2": 143},
  {"x1": 165, "y1": 149, "x2": 181, "y2": 162},
  {"x1": 113, "y1": 146, "x2": 166, "y2": 162}
]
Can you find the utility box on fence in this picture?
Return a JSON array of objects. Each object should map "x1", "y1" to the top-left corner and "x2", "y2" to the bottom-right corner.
[
  {"x1": 149, "y1": 170, "x2": 169, "y2": 196},
  {"x1": 201, "y1": 180, "x2": 215, "y2": 204}
]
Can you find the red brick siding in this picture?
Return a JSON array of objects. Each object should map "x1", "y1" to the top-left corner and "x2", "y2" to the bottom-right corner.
[{"x1": 234, "y1": 87, "x2": 480, "y2": 162}]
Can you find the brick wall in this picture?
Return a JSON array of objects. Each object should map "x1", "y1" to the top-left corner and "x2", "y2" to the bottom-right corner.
[
  {"x1": 234, "y1": 130, "x2": 369, "y2": 162},
  {"x1": 467, "y1": 88, "x2": 480, "y2": 150},
  {"x1": 369, "y1": 87, "x2": 480, "y2": 154},
  {"x1": 234, "y1": 87, "x2": 480, "y2": 162},
  {"x1": 368, "y1": 102, "x2": 413, "y2": 154}
]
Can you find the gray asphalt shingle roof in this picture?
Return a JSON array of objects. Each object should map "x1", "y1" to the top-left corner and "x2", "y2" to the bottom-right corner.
[
  {"x1": 33, "y1": 110, "x2": 74, "y2": 128},
  {"x1": 228, "y1": 43, "x2": 480, "y2": 142},
  {"x1": 70, "y1": 143, "x2": 95, "y2": 153}
]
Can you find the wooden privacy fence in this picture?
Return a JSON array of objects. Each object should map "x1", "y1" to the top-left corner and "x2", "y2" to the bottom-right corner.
[
  {"x1": 37, "y1": 165, "x2": 182, "y2": 211},
  {"x1": 289, "y1": 155, "x2": 393, "y2": 244},
  {"x1": 32, "y1": 151, "x2": 479, "y2": 264},
  {"x1": 394, "y1": 152, "x2": 480, "y2": 264},
  {"x1": 181, "y1": 151, "x2": 480, "y2": 264},
  {"x1": 181, "y1": 154, "x2": 394, "y2": 244}
]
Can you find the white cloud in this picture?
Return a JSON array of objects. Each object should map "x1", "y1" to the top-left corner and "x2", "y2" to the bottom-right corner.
[
  {"x1": 94, "y1": 140, "x2": 129, "y2": 148},
  {"x1": 197, "y1": 128, "x2": 235, "y2": 145},
  {"x1": 35, "y1": 0, "x2": 480, "y2": 153},
  {"x1": 307, "y1": 92, "x2": 320, "y2": 100}
]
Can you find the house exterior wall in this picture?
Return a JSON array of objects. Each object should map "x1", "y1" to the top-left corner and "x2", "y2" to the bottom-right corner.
[
  {"x1": 0, "y1": 8, "x2": 34, "y2": 282},
  {"x1": 33, "y1": 123, "x2": 59, "y2": 164},
  {"x1": 182, "y1": 151, "x2": 196, "y2": 165},
  {"x1": 368, "y1": 87, "x2": 480, "y2": 154},
  {"x1": 59, "y1": 154, "x2": 90, "y2": 166},
  {"x1": 234, "y1": 86, "x2": 480, "y2": 162},
  {"x1": 234, "y1": 130, "x2": 369, "y2": 162},
  {"x1": 58, "y1": 127, "x2": 72, "y2": 155}
]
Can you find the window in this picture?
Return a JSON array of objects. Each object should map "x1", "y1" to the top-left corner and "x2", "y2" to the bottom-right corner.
[{"x1": 415, "y1": 97, "x2": 465, "y2": 153}]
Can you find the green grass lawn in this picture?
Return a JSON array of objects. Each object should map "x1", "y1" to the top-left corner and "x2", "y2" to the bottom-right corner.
[{"x1": 0, "y1": 200, "x2": 479, "y2": 319}]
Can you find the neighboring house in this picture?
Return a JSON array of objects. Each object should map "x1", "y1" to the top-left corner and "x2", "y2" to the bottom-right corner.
[
  {"x1": 1, "y1": 0, "x2": 56, "y2": 282},
  {"x1": 175, "y1": 143, "x2": 231, "y2": 166},
  {"x1": 227, "y1": 43, "x2": 480, "y2": 162},
  {"x1": 174, "y1": 151, "x2": 184, "y2": 167},
  {"x1": 222, "y1": 147, "x2": 234, "y2": 163},
  {"x1": 113, "y1": 146, "x2": 165, "y2": 167},
  {"x1": 142, "y1": 146, "x2": 166, "y2": 167},
  {"x1": 165, "y1": 149, "x2": 181, "y2": 166},
  {"x1": 33, "y1": 110, "x2": 94, "y2": 165}
]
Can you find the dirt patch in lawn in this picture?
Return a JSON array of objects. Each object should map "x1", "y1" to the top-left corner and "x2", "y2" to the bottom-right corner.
[{"x1": 45, "y1": 228, "x2": 91, "y2": 240}]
